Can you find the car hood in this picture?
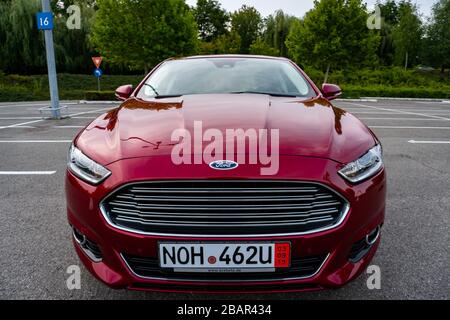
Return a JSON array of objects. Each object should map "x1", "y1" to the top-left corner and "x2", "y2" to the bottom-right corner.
[{"x1": 76, "y1": 94, "x2": 376, "y2": 165}]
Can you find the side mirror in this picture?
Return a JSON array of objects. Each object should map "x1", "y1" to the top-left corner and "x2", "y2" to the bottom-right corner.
[
  {"x1": 115, "y1": 84, "x2": 133, "y2": 101},
  {"x1": 322, "y1": 83, "x2": 342, "y2": 100}
]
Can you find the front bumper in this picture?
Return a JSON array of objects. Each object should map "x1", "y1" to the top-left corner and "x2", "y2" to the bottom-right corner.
[{"x1": 66, "y1": 155, "x2": 386, "y2": 293}]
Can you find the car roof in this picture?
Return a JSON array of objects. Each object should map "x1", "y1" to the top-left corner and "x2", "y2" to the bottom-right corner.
[{"x1": 171, "y1": 54, "x2": 290, "y2": 62}]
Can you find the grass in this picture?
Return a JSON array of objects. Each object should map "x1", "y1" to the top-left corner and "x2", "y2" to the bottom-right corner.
[{"x1": 0, "y1": 69, "x2": 449, "y2": 102}]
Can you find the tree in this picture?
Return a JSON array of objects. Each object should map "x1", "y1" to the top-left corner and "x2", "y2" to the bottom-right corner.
[
  {"x1": 53, "y1": 1, "x2": 97, "y2": 73},
  {"x1": 378, "y1": 0, "x2": 399, "y2": 25},
  {"x1": 423, "y1": 0, "x2": 450, "y2": 74},
  {"x1": 249, "y1": 38, "x2": 279, "y2": 56},
  {"x1": 0, "y1": 0, "x2": 97, "y2": 74},
  {"x1": 392, "y1": 1, "x2": 423, "y2": 69},
  {"x1": 286, "y1": 0, "x2": 380, "y2": 78},
  {"x1": 198, "y1": 31, "x2": 241, "y2": 55},
  {"x1": 91, "y1": 0, "x2": 198, "y2": 72},
  {"x1": 262, "y1": 10, "x2": 299, "y2": 57},
  {"x1": 231, "y1": 5, "x2": 262, "y2": 54},
  {"x1": 194, "y1": 0, "x2": 229, "y2": 42},
  {"x1": 376, "y1": 0, "x2": 399, "y2": 65},
  {"x1": 0, "y1": 0, "x2": 46, "y2": 74},
  {"x1": 214, "y1": 31, "x2": 241, "y2": 54}
]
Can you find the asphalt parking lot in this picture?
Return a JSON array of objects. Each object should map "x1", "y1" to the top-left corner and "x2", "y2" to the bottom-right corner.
[{"x1": 0, "y1": 98, "x2": 449, "y2": 300}]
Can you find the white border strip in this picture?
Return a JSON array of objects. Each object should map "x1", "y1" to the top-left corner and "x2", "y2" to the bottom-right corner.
[
  {"x1": 347, "y1": 102, "x2": 450, "y2": 120},
  {"x1": 408, "y1": 140, "x2": 450, "y2": 144},
  {"x1": 0, "y1": 171, "x2": 56, "y2": 175},
  {"x1": 0, "y1": 140, "x2": 71, "y2": 143},
  {"x1": 370, "y1": 126, "x2": 450, "y2": 129}
]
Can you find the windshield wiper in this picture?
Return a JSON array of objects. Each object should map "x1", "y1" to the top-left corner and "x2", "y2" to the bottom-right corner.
[
  {"x1": 143, "y1": 84, "x2": 182, "y2": 99},
  {"x1": 154, "y1": 94, "x2": 183, "y2": 99},
  {"x1": 229, "y1": 91, "x2": 301, "y2": 98},
  {"x1": 144, "y1": 84, "x2": 160, "y2": 96}
]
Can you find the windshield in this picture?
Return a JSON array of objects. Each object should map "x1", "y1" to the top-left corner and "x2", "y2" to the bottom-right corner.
[{"x1": 137, "y1": 57, "x2": 316, "y2": 99}]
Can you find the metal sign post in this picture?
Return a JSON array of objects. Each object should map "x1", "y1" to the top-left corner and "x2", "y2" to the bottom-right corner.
[
  {"x1": 93, "y1": 68, "x2": 103, "y2": 91},
  {"x1": 37, "y1": 0, "x2": 61, "y2": 119},
  {"x1": 92, "y1": 57, "x2": 103, "y2": 92}
]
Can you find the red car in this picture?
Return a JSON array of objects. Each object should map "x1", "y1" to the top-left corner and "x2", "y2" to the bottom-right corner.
[{"x1": 66, "y1": 55, "x2": 386, "y2": 293}]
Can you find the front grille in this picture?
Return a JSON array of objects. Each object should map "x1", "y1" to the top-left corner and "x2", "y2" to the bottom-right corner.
[
  {"x1": 101, "y1": 180, "x2": 348, "y2": 236},
  {"x1": 122, "y1": 253, "x2": 328, "y2": 281}
]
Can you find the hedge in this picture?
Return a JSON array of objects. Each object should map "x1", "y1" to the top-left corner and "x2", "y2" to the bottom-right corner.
[
  {"x1": 341, "y1": 85, "x2": 450, "y2": 99},
  {"x1": 84, "y1": 91, "x2": 116, "y2": 101},
  {"x1": 0, "y1": 71, "x2": 449, "y2": 102}
]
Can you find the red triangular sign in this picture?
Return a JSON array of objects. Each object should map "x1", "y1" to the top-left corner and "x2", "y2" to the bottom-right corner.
[{"x1": 92, "y1": 56, "x2": 102, "y2": 68}]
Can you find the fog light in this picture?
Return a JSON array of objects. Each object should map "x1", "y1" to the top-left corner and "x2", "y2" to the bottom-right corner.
[
  {"x1": 348, "y1": 225, "x2": 381, "y2": 263},
  {"x1": 72, "y1": 227, "x2": 102, "y2": 262}
]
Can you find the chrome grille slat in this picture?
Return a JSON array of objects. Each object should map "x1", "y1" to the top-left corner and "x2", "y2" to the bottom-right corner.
[
  {"x1": 107, "y1": 201, "x2": 341, "y2": 211},
  {"x1": 116, "y1": 193, "x2": 333, "y2": 201},
  {"x1": 110, "y1": 207, "x2": 340, "y2": 218},
  {"x1": 101, "y1": 180, "x2": 348, "y2": 235},
  {"x1": 129, "y1": 188, "x2": 319, "y2": 194},
  {"x1": 114, "y1": 215, "x2": 335, "y2": 227}
]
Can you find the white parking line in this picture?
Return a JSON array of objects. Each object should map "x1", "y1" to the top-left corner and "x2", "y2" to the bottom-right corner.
[
  {"x1": 54, "y1": 126, "x2": 84, "y2": 128},
  {"x1": 0, "y1": 107, "x2": 110, "y2": 130},
  {"x1": 347, "y1": 102, "x2": 450, "y2": 120},
  {"x1": 0, "y1": 126, "x2": 36, "y2": 129},
  {"x1": 351, "y1": 111, "x2": 450, "y2": 115},
  {"x1": 0, "y1": 171, "x2": 56, "y2": 175},
  {"x1": 408, "y1": 140, "x2": 450, "y2": 144},
  {"x1": 0, "y1": 117, "x2": 41, "y2": 120},
  {"x1": 0, "y1": 102, "x2": 78, "y2": 109},
  {"x1": 346, "y1": 109, "x2": 450, "y2": 113},
  {"x1": 72, "y1": 116, "x2": 97, "y2": 119},
  {"x1": 0, "y1": 119, "x2": 46, "y2": 130},
  {"x1": 67, "y1": 107, "x2": 111, "y2": 117},
  {"x1": 0, "y1": 140, "x2": 71, "y2": 143},
  {"x1": 360, "y1": 117, "x2": 449, "y2": 121},
  {"x1": 370, "y1": 126, "x2": 450, "y2": 129},
  {"x1": 0, "y1": 103, "x2": 49, "y2": 109}
]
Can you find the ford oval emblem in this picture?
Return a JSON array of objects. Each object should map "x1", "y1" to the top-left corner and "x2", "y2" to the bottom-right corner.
[{"x1": 209, "y1": 160, "x2": 239, "y2": 170}]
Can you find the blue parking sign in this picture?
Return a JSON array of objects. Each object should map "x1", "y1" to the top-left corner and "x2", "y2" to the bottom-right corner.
[
  {"x1": 36, "y1": 12, "x2": 54, "y2": 30},
  {"x1": 93, "y1": 68, "x2": 103, "y2": 78}
]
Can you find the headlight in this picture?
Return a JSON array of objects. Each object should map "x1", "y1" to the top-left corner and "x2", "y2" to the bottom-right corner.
[
  {"x1": 338, "y1": 144, "x2": 383, "y2": 183},
  {"x1": 68, "y1": 144, "x2": 111, "y2": 185}
]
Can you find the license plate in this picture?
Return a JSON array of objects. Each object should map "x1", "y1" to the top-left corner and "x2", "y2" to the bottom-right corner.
[{"x1": 158, "y1": 242, "x2": 290, "y2": 272}]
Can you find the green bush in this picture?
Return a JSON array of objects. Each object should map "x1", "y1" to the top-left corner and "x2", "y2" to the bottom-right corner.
[
  {"x1": 341, "y1": 85, "x2": 450, "y2": 99},
  {"x1": 84, "y1": 91, "x2": 116, "y2": 101},
  {"x1": 0, "y1": 70, "x2": 449, "y2": 102}
]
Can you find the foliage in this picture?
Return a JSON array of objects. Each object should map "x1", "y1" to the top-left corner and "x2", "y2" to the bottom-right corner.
[
  {"x1": 249, "y1": 39, "x2": 279, "y2": 56},
  {"x1": 91, "y1": 0, "x2": 198, "y2": 72},
  {"x1": 194, "y1": 0, "x2": 229, "y2": 41},
  {"x1": 376, "y1": 0, "x2": 399, "y2": 65},
  {"x1": 262, "y1": 10, "x2": 298, "y2": 57},
  {"x1": 53, "y1": 1, "x2": 97, "y2": 73},
  {"x1": 197, "y1": 31, "x2": 241, "y2": 55},
  {"x1": 286, "y1": 0, "x2": 380, "y2": 73},
  {"x1": 84, "y1": 90, "x2": 115, "y2": 100},
  {"x1": 340, "y1": 85, "x2": 449, "y2": 99},
  {"x1": 0, "y1": 0, "x2": 46, "y2": 73},
  {"x1": 0, "y1": 0, "x2": 447, "y2": 87},
  {"x1": 0, "y1": 0, "x2": 98, "y2": 74},
  {"x1": 423, "y1": 0, "x2": 450, "y2": 72},
  {"x1": 0, "y1": 73, "x2": 142, "y2": 101},
  {"x1": 304, "y1": 66, "x2": 450, "y2": 87},
  {"x1": 392, "y1": 1, "x2": 423, "y2": 67},
  {"x1": 230, "y1": 5, "x2": 262, "y2": 54},
  {"x1": 1, "y1": 69, "x2": 448, "y2": 102}
]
